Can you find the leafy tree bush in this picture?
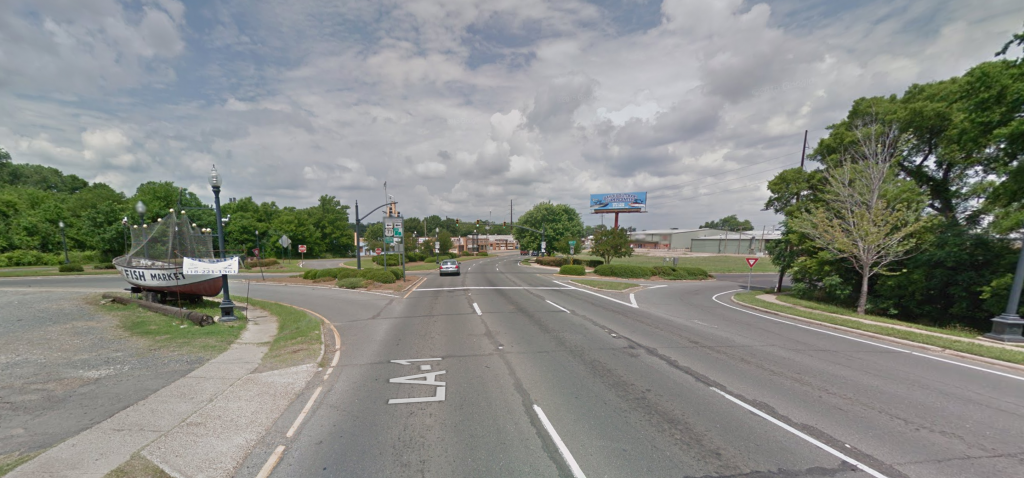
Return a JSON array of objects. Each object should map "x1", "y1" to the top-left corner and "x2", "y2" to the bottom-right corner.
[
  {"x1": 93, "y1": 263, "x2": 117, "y2": 270},
  {"x1": 590, "y1": 226, "x2": 632, "y2": 265},
  {"x1": 58, "y1": 263, "x2": 84, "y2": 272},
  {"x1": 662, "y1": 267, "x2": 711, "y2": 280},
  {"x1": 594, "y1": 264, "x2": 654, "y2": 279},
  {"x1": 0, "y1": 250, "x2": 61, "y2": 267},
  {"x1": 315, "y1": 268, "x2": 342, "y2": 279},
  {"x1": 337, "y1": 278, "x2": 366, "y2": 289},
  {"x1": 584, "y1": 259, "x2": 604, "y2": 268},
  {"x1": 246, "y1": 258, "x2": 279, "y2": 268},
  {"x1": 389, "y1": 268, "x2": 403, "y2": 280},
  {"x1": 477, "y1": 251, "x2": 488, "y2": 256},
  {"x1": 302, "y1": 269, "x2": 318, "y2": 279},
  {"x1": 559, "y1": 265, "x2": 586, "y2": 276},
  {"x1": 358, "y1": 269, "x2": 395, "y2": 284}
]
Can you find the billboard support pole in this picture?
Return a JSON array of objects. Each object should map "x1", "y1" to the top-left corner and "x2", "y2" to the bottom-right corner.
[{"x1": 614, "y1": 212, "x2": 619, "y2": 229}]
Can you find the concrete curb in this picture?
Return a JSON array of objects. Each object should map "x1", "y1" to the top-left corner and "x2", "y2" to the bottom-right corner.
[{"x1": 730, "y1": 295, "x2": 1024, "y2": 374}]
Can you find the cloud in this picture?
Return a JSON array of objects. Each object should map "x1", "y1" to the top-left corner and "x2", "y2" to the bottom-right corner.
[{"x1": 2, "y1": 0, "x2": 1023, "y2": 231}]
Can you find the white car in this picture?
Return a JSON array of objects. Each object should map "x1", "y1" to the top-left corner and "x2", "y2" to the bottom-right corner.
[{"x1": 439, "y1": 259, "x2": 460, "y2": 276}]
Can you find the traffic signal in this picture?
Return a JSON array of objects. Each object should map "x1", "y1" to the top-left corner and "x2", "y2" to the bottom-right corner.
[
  {"x1": 455, "y1": 219, "x2": 460, "y2": 225},
  {"x1": 503, "y1": 221, "x2": 507, "y2": 227},
  {"x1": 475, "y1": 219, "x2": 480, "y2": 225}
]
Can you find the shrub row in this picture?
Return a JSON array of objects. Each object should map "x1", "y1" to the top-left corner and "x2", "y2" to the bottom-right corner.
[
  {"x1": 337, "y1": 277, "x2": 366, "y2": 289},
  {"x1": 593, "y1": 264, "x2": 711, "y2": 280},
  {"x1": 0, "y1": 250, "x2": 103, "y2": 268},
  {"x1": 58, "y1": 263, "x2": 84, "y2": 273},
  {"x1": 93, "y1": 263, "x2": 117, "y2": 270},
  {"x1": 372, "y1": 254, "x2": 402, "y2": 266},
  {"x1": 559, "y1": 265, "x2": 586, "y2": 276},
  {"x1": 358, "y1": 269, "x2": 395, "y2": 284},
  {"x1": 244, "y1": 258, "x2": 279, "y2": 268},
  {"x1": 536, "y1": 257, "x2": 603, "y2": 268}
]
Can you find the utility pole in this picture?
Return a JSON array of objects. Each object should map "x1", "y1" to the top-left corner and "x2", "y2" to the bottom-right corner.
[{"x1": 777, "y1": 130, "x2": 808, "y2": 293}]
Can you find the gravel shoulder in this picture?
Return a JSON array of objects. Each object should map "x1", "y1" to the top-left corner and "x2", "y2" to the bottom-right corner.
[{"x1": 0, "y1": 291, "x2": 214, "y2": 460}]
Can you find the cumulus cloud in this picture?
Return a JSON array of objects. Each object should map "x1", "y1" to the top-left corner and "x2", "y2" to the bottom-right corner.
[{"x1": 2, "y1": 0, "x2": 1022, "y2": 230}]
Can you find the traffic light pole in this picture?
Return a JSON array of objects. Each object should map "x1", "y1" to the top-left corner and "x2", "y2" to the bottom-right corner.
[{"x1": 354, "y1": 200, "x2": 394, "y2": 270}]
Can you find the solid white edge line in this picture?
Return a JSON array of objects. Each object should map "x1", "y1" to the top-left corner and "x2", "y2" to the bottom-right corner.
[
  {"x1": 286, "y1": 386, "x2": 323, "y2": 438},
  {"x1": 646, "y1": 285, "x2": 668, "y2": 289},
  {"x1": 629, "y1": 293, "x2": 637, "y2": 307},
  {"x1": 709, "y1": 388, "x2": 888, "y2": 478},
  {"x1": 546, "y1": 300, "x2": 570, "y2": 313},
  {"x1": 415, "y1": 286, "x2": 571, "y2": 291},
  {"x1": 255, "y1": 445, "x2": 286, "y2": 478},
  {"x1": 473, "y1": 303, "x2": 482, "y2": 315},
  {"x1": 554, "y1": 281, "x2": 638, "y2": 308},
  {"x1": 713, "y1": 290, "x2": 1024, "y2": 382},
  {"x1": 533, "y1": 404, "x2": 587, "y2": 478}
]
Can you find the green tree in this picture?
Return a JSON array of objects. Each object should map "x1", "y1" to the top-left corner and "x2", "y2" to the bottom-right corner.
[
  {"x1": 791, "y1": 121, "x2": 930, "y2": 314},
  {"x1": 591, "y1": 226, "x2": 632, "y2": 265},
  {"x1": 438, "y1": 230, "x2": 453, "y2": 255},
  {"x1": 131, "y1": 182, "x2": 210, "y2": 225},
  {"x1": 512, "y1": 202, "x2": 584, "y2": 255},
  {"x1": 0, "y1": 147, "x2": 10, "y2": 163},
  {"x1": 700, "y1": 214, "x2": 753, "y2": 231}
]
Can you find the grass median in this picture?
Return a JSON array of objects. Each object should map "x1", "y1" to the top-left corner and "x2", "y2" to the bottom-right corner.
[
  {"x1": 242, "y1": 298, "x2": 323, "y2": 372},
  {"x1": 571, "y1": 254, "x2": 778, "y2": 273},
  {"x1": 772, "y1": 294, "x2": 982, "y2": 339},
  {"x1": 733, "y1": 291, "x2": 1024, "y2": 366},
  {"x1": 100, "y1": 295, "x2": 246, "y2": 359},
  {"x1": 571, "y1": 279, "x2": 639, "y2": 291}
]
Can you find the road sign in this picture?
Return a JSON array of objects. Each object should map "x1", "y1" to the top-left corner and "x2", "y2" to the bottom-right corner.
[
  {"x1": 746, "y1": 257, "x2": 759, "y2": 268},
  {"x1": 385, "y1": 237, "x2": 394, "y2": 244},
  {"x1": 569, "y1": 240, "x2": 576, "y2": 246},
  {"x1": 298, "y1": 245, "x2": 307, "y2": 253},
  {"x1": 279, "y1": 235, "x2": 291, "y2": 248},
  {"x1": 252, "y1": 248, "x2": 260, "y2": 256},
  {"x1": 375, "y1": 248, "x2": 382, "y2": 254},
  {"x1": 541, "y1": 241, "x2": 546, "y2": 250},
  {"x1": 384, "y1": 219, "x2": 393, "y2": 237},
  {"x1": 394, "y1": 218, "x2": 403, "y2": 237},
  {"x1": 434, "y1": 241, "x2": 440, "y2": 250},
  {"x1": 570, "y1": 246, "x2": 574, "y2": 255}
]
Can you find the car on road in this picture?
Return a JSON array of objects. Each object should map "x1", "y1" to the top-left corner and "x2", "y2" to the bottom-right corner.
[
  {"x1": 530, "y1": 251, "x2": 539, "y2": 256},
  {"x1": 439, "y1": 259, "x2": 460, "y2": 276}
]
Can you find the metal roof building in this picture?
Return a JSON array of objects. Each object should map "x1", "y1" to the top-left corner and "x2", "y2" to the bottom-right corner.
[{"x1": 628, "y1": 228, "x2": 731, "y2": 250}]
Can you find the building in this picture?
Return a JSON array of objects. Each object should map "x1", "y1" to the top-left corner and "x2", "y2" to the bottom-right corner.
[
  {"x1": 453, "y1": 235, "x2": 519, "y2": 253},
  {"x1": 628, "y1": 228, "x2": 730, "y2": 250},
  {"x1": 689, "y1": 231, "x2": 782, "y2": 255}
]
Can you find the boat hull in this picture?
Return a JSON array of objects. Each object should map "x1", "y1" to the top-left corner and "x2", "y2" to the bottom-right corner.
[{"x1": 114, "y1": 264, "x2": 223, "y2": 297}]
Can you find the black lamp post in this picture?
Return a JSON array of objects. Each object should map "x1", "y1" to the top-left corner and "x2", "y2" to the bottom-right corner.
[
  {"x1": 435, "y1": 227, "x2": 440, "y2": 263},
  {"x1": 59, "y1": 221, "x2": 69, "y2": 264},
  {"x1": 209, "y1": 165, "x2": 237, "y2": 322},
  {"x1": 984, "y1": 224, "x2": 1024, "y2": 342}
]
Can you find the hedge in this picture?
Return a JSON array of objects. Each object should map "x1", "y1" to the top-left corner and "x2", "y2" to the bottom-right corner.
[
  {"x1": 372, "y1": 254, "x2": 402, "y2": 266},
  {"x1": 246, "y1": 258, "x2": 279, "y2": 268},
  {"x1": 477, "y1": 251, "x2": 488, "y2": 256},
  {"x1": 302, "y1": 269, "x2": 318, "y2": 279},
  {"x1": 358, "y1": 269, "x2": 396, "y2": 284},
  {"x1": 536, "y1": 257, "x2": 566, "y2": 267},
  {"x1": 584, "y1": 259, "x2": 604, "y2": 268},
  {"x1": 58, "y1": 263, "x2": 84, "y2": 273},
  {"x1": 335, "y1": 268, "x2": 362, "y2": 279},
  {"x1": 337, "y1": 278, "x2": 366, "y2": 289},
  {"x1": 666, "y1": 267, "x2": 711, "y2": 280},
  {"x1": 559, "y1": 265, "x2": 586, "y2": 276},
  {"x1": 93, "y1": 263, "x2": 117, "y2": 270},
  {"x1": 388, "y1": 268, "x2": 404, "y2": 280},
  {"x1": 315, "y1": 268, "x2": 343, "y2": 279},
  {"x1": 594, "y1": 264, "x2": 654, "y2": 279},
  {"x1": 406, "y1": 252, "x2": 426, "y2": 262}
]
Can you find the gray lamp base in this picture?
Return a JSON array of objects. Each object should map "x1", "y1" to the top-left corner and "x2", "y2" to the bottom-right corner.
[{"x1": 982, "y1": 314, "x2": 1024, "y2": 343}]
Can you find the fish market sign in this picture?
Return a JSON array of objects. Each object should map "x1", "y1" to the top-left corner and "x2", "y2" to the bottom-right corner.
[
  {"x1": 183, "y1": 257, "x2": 240, "y2": 275},
  {"x1": 589, "y1": 192, "x2": 647, "y2": 212}
]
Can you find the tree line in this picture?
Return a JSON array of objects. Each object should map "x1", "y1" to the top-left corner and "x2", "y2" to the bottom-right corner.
[{"x1": 766, "y1": 29, "x2": 1024, "y2": 329}]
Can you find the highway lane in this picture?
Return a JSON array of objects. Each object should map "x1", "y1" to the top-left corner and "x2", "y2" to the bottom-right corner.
[{"x1": 4, "y1": 259, "x2": 1024, "y2": 477}]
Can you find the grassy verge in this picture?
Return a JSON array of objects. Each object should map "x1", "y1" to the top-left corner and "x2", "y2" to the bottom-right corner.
[
  {"x1": 99, "y1": 295, "x2": 246, "y2": 359},
  {"x1": 570, "y1": 254, "x2": 778, "y2": 273},
  {"x1": 0, "y1": 450, "x2": 46, "y2": 477},
  {"x1": 571, "y1": 279, "x2": 639, "y2": 291},
  {"x1": 773, "y1": 294, "x2": 982, "y2": 339},
  {"x1": 105, "y1": 453, "x2": 171, "y2": 478},
  {"x1": 733, "y1": 291, "x2": 1024, "y2": 366},
  {"x1": 242, "y1": 298, "x2": 323, "y2": 372}
]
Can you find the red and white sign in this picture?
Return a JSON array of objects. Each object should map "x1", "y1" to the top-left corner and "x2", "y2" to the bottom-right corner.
[
  {"x1": 298, "y1": 245, "x2": 307, "y2": 253},
  {"x1": 253, "y1": 248, "x2": 260, "y2": 256},
  {"x1": 375, "y1": 248, "x2": 382, "y2": 254},
  {"x1": 746, "y1": 257, "x2": 759, "y2": 268}
]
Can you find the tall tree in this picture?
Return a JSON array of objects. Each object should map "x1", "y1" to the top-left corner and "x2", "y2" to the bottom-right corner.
[
  {"x1": 791, "y1": 121, "x2": 930, "y2": 314},
  {"x1": 591, "y1": 226, "x2": 632, "y2": 265},
  {"x1": 512, "y1": 202, "x2": 584, "y2": 254},
  {"x1": 700, "y1": 214, "x2": 754, "y2": 231}
]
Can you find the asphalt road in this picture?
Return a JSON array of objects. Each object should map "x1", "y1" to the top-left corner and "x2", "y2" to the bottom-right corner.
[{"x1": 3, "y1": 259, "x2": 1023, "y2": 477}]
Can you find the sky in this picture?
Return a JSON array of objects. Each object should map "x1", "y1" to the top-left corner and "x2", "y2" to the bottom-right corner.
[{"x1": 1, "y1": 0, "x2": 1022, "y2": 231}]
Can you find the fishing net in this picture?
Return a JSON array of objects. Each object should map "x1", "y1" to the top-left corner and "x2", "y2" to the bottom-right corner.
[{"x1": 114, "y1": 211, "x2": 215, "y2": 269}]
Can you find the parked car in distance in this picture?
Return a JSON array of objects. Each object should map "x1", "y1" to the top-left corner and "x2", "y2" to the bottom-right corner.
[
  {"x1": 530, "y1": 251, "x2": 539, "y2": 256},
  {"x1": 439, "y1": 259, "x2": 460, "y2": 276}
]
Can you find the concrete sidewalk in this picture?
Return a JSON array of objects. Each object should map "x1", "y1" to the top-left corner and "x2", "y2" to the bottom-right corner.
[{"x1": 10, "y1": 306, "x2": 316, "y2": 478}]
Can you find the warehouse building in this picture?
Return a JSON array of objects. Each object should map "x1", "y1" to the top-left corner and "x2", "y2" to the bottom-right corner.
[
  {"x1": 689, "y1": 231, "x2": 782, "y2": 254},
  {"x1": 628, "y1": 228, "x2": 730, "y2": 250}
]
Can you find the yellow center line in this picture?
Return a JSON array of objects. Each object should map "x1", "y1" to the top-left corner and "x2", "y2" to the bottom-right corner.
[{"x1": 404, "y1": 276, "x2": 428, "y2": 298}]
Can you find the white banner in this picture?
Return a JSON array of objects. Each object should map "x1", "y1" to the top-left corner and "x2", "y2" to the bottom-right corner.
[{"x1": 184, "y1": 257, "x2": 239, "y2": 275}]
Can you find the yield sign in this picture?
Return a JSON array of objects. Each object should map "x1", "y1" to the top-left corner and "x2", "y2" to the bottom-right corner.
[{"x1": 746, "y1": 257, "x2": 759, "y2": 268}]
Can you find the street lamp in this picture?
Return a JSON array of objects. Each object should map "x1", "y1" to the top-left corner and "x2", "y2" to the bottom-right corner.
[
  {"x1": 135, "y1": 201, "x2": 146, "y2": 226},
  {"x1": 58, "y1": 221, "x2": 69, "y2": 264},
  {"x1": 984, "y1": 223, "x2": 1024, "y2": 342},
  {"x1": 209, "y1": 165, "x2": 237, "y2": 323},
  {"x1": 435, "y1": 227, "x2": 440, "y2": 263}
]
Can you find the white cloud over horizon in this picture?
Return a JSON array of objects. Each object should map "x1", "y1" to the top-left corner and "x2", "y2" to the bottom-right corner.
[{"x1": 1, "y1": 0, "x2": 1022, "y2": 230}]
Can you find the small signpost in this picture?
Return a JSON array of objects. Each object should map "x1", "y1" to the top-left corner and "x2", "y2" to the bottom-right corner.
[
  {"x1": 252, "y1": 248, "x2": 259, "y2": 256},
  {"x1": 746, "y1": 257, "x2": 759, "y2": 291},
  {"x1": 569, "y1": 240, "x2": 576, "y2": 256},
  {"x1": 375, "y1": 247, "x2": 382, "y2": 255},
  {"x1": 298, "y1": 244, "x2": 306, "y2": 262},
  {"x1": 279, "y1": 235, "x2": 291, "y2": 260}
]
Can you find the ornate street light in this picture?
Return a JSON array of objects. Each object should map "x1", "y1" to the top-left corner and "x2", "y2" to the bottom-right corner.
[
  {"x1": 58, "y1": 221, "x2": 69, "y2": 264},
  {"x1": 209, "y1": 165, "x2": 237, "y2": 322},
  {"x1": 984, "y1": 223, "x2": 1024, "y2": 342},
  {"x1": 135, "y1": 201, "x2": 146, "y2": 226}
]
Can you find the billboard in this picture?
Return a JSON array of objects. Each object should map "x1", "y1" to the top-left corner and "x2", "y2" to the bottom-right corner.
[{"x1": 590, "y1": 192, "x2": 647, "y2": 213}]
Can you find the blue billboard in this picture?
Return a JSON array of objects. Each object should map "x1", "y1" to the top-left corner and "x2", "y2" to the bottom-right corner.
[{"x1": 589, "y1": 192, "x2": 647, "y2": 212}]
